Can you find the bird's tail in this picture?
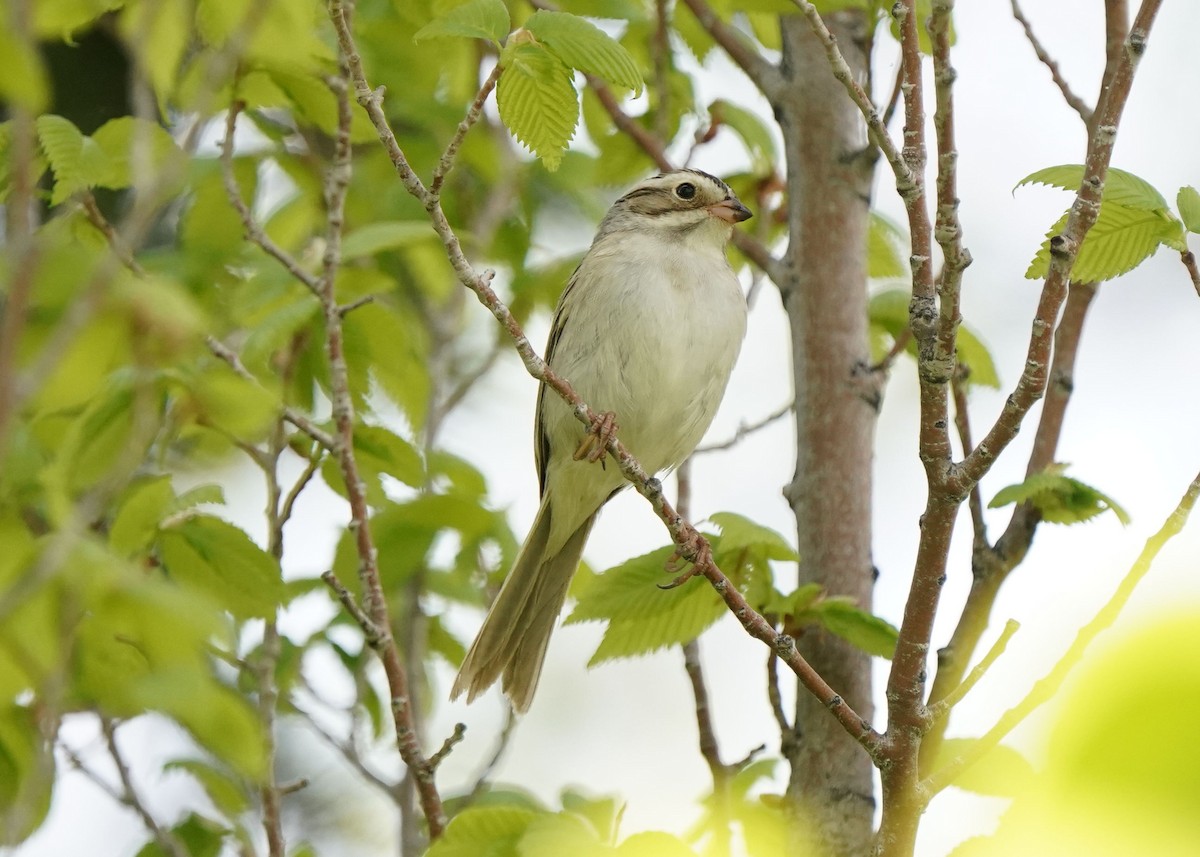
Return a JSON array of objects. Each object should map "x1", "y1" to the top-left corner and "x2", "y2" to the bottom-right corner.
[{"x1": 451, "y1": 499, "x2": 594, "y2": 712}]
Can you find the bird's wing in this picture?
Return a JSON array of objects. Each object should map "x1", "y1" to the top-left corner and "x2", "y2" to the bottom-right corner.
[{"x1": 534, "y1": 263, "x2": 584, "y2": 496}]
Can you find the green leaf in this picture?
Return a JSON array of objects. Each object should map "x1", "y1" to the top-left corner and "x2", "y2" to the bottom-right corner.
[
  {"x1": 956, "y1": 325, "x2": 1000, "y2": 389},
  {"x1": 567, "y1": 546, "x2": 725, "y2": 665},
  {"x1": 90, "y1": 116, "x2": 186, "y2": 195},
  {"x1": 1017, "y1": 164, "x2": 1169, "y2": 211},
  {"x1": 931, "y1": 739, "x2": 1035, "y2": 798},
  {"x1": 497, "y1": 42, "x2": 579, "y2": 171},
  {"x1": 321, "y1": 424, "x2": 423, "y2": 507},
  {"x1": 616, "y1": 831, "x2": 698, "y2": 857},
  {"x1": 163, "y1": 759, "x2": 250, "y2": 817},
  {"x1": 988, "y1": 465, "x2": 1131, "y2": 526},
  {"x1": 1177, "y1": 186, "x2": 1200, "y2": 234},
  {"x1": 519, "y1": 812, "x2": 604, "y2": 857},
  {"x1": 708, "y1": 512, "x2": 798, "y2": 563},
  {"x1": 525, "y1": 11, "x2": 644, "y2": 94},
  {"x1": 709, "y1": 99, "x2": 776, "y2": 175},
  {"x1": 1025, "y1": 204, "x2": 1174, "y2": 282},
  {"x1": 117, "y1": 2, "x2": 189, "y2": 103},
  {"x1": 135, "y1": 814, "x2": 227, "y2": 857},
  {"x1": 560, "y1": 790, "x2": 623, "y2": 844},
  {"x1": 0, "y1": 703, "x2": 52, "y2": 844},
  {"x1": 341, "y1": 221, "x2": 435, "y2": 259},
  {"x1": 414, "y1": 0, "x2": 511, "y2": 44},
  {"x1": 867, "y1": 211, "x2": 908, "y2": 279},
  {"x1": 808, "y1": 598, "x2": 899, "y2": 659},
  {"x1": 425, "y1": 806, "x2": 538, "y2": 857},
  {"x1": 36, "y1": 114, "x2": 107, "y2": 205},
  {"x1": 867, "y1": 289, "x2": 998, "y2": 387},
  {"x1": 110, "y1": 476, "x2": 177, "y2": 558},
  {"x1": 157, "y1": 516, "x2": 284, "y2": 619},
  {"x1": 0, "y1": 28, "x2": 49, "y2": 112}
]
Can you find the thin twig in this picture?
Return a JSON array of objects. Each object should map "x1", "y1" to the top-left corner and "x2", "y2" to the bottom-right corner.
[
  {"x1": 204, "y1": 336, "x2": 337, "y2": 450},
  {"x1": 951, "y1": 372, "x2": 987, "y2": 550},
  {"x1": 1010, "y1": 0, "x2": 1093, "y2": 123},
  {"x1": 430, "y1": 62, "x2": 503, "y2": 197},
  {"x1": 97, "y1": 719, "x2": 189, "y2": 857},
  {"x1": 924, "y1": 466, "x2": 1200, "y2": 799},
  {"x1": 221, "y1": 101, "x2": 322, "y2": 297},
  {"x1": 678, "y1": 0, "x2": 784, "y2": 98},
  {"x1": 928, "y1": 619, "x2": 1019, "y2": 721},
  {"x1": 80, "y1": 193, "x2": 145, "y2": 276},
  {"x1": 695, "y1": 400, "x2": 792, "y2": 454},
  {"x1": 427, "y1": 723, "x2": 468, "y2": 772},
  {"x1": 321, "y1": 570, "x2": 386, "y2": 644}
]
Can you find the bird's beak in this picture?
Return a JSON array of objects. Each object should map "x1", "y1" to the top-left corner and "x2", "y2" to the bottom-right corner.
[{"x1": 708, "y1": 198, "x2": 753, "y2": 224}]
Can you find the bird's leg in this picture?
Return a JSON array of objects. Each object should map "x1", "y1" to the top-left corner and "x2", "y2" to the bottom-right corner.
[
  {"x1": 572, "y1": 410, "x2": 618, "y2": 465},
  {"x1": 658, "y1": 528, "x2": 713, "y2": 590}
]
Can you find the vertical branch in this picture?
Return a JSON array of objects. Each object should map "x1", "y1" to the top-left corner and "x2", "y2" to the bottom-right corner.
[{"x1": 320, "y1": 3, "x2": 449, "y2": 838}]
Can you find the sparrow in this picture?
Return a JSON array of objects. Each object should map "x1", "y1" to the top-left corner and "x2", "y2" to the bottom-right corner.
[{"x1": 452, "y1": 169, "x2": 751, "y2": 712}]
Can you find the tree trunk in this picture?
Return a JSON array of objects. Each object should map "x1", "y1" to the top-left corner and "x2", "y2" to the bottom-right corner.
[{"x1": 775, "y1": 12, "x2": 878, "y2": 856}]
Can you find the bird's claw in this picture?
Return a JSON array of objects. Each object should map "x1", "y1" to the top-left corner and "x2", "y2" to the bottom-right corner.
[
  {"x1": 573, "y1": 411, "x2": 618, "y2": 465},
  {"x1": 657, "y1": 532, "x2": 713, "y2": 590}
]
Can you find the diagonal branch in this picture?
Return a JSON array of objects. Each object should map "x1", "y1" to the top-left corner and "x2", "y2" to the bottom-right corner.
[
  {"x1": 678, "y1": 0, "x2": 785, "y2": 98},
  {"x1": 328, "y1": 0, "x2": 880, "y2": 758},
  {"x1": 1010, "y1": 0, "x2": 1093, "y2": 124}
]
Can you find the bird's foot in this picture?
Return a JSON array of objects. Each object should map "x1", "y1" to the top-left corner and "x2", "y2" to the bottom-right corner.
[
  {"x1": 572, "y1": 410, "x2": 618, "y2": 465},
  {"x1": 658, "y1": 530, "x2": 712, "y2": 590}
]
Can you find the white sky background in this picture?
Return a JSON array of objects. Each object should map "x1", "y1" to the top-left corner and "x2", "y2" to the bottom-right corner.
[{"x1": 12, "y1": 3, "x2": 1200, "y2": 857}]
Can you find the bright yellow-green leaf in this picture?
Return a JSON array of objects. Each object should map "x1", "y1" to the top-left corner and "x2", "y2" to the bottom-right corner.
[
  {"x1": 498, "y1": 41, "x2": 579, "y2": 171},
  {"x1": 1018, "y1": 164, "x2": 1169, "y2": 211},
  {"x1": 32, "y1": 0, "x2": 123, "y2": 38},
  {"x1": 425, "y1": 806, "x2": 538, "y2": 857},
  {"x1": 91, "y1": 116, "x2": 187, "y2": 195},
  {"x1": 118, "y1": 1, "x2": 190, "y2": 104},
  {"x1": 163, "y1": 759, "x2": 251, "y2": 818},
  {"x1": 988, "y1": 465, "x2": 1131, "y2": 526},
  {"x1": 110, "y1": 475, "x2": 177, "y2": 558},
  {"x1": 1177, "y1": 186, "x2": 1200, "y2": 234},
  {"x1": 525, "y1": 10, "x2": 644, "y2": 94},
  {"x1": 414, "y1": 0, "x2": 511, "y2": 44},
  {"x1": 616, "y1": 832, "x2": 698, "y2": 857},
  {"x1": 519, "y1": 812, "x2": 605, "y2": 857},
  {"x1": 0, "y1": 29, "x2": 49, "y2": 112},
  {"x1": 868, "y1": 211, "x2": 908, "y2": 280},
  {"x1": 0, "y1": 704, "x2": 52, "y2": 845},
  {"x1": 157, "y1": 516, "x2": 284, "y2": 620},
  {"x1": 808, "y1": 597, "x2": 899, "y2": 658}
]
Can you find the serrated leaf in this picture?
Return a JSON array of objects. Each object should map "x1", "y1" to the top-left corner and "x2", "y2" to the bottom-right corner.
[
  {"x1": 157, "y1": 517, "x2": 284, "y2": 619},
  {"x1": 90, "y1": 116, "x2": 186, "y2": 194},
  {"x1": 868, "y1": 211, "x2": 908, "y2": 279},
  {"x1": 1025, "y1": 203, "x2": 1174, "y2": 283},
  {"x1": 566, "y1": 546, "x2": 725, "y2": 664},
  {"x1": 425, "y1": 806, "x2": 538, "y2": 857},
  {"x1": 414, "y1": 0, "x2": 511, "y2": 44},
  {"x1": 36, "y1": 114, "x2": 96, "y2": 204},
  {"x1": 708, "y1": 512, "x2": 798, "y2": 563},
  {"x1": 525, "y1": 11, "x2": 644, "y2": 93},
  {"x1": 931, "y1": 739, "x2": 1035, "y2": 798},
  {"x1": 321, "y1": 425, "x2": 423, "y2": 506},
  {"x1": 808, "y1": 598, "x2": 898, "y2": 658},
  {"x1": 1017, "y1": 164, "x2": 1169, "y2": 211},
  {"x1": 498, "y1": 42, "x2": 579, "y2": 171},
  {"x1": 1177, "y1": 186, "x2": 1200, "y2": 234},
  {"x1": 709, "y1": 99, "x2": 776, "y2": 174},
  {"x1": 169, "y1": 484, "x2": 226, "y2": 515},
  {"x1": 988, "y1": 467, "x2": 1130, "y2": 526}
]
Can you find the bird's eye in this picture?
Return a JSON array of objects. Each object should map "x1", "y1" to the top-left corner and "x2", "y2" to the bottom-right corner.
[{"x1": 675, "y1": 182, "x2": 696, "y2": 200}]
